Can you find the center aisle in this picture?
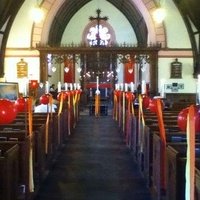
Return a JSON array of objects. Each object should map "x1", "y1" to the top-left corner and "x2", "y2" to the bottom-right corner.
[{"x1": 34, "y1": 113, "x2": 152, "y2": 200}]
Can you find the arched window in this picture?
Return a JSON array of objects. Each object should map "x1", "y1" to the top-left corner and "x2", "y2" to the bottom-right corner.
[{"x1": 82, "y1": 21, "x2": 116, "y2": 47}]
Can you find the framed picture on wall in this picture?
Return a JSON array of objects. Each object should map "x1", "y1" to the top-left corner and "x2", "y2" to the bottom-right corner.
[
  {"x1": 0, "y1": 82, "x2": 19, "y2": 101},
  {"x1": 170, "y1": 58, "x2": 182, "y2": 78}
]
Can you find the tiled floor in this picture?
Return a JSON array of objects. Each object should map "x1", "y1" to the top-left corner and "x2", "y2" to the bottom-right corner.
[{"x1": 34, "y1": 112, "x2": 152, "y2": 200}]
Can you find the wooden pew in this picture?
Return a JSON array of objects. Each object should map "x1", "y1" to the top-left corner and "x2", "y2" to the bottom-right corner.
[
  {"x1": 152, "y1": 131, "x2": 200, "y2": 200},
  {"x1": 166, "y1": 143, "x2": 200, "y2": 200},
  {"x1": 0, "y1": 131, "x2": 30, "y2": 199},
  {"x1": 0, "y1": 103, "x2": 76, "y2": 200},
  {"x1": 195, "y1": 164, "x2": 200, "y2": 200},
  {"x1": 138, "y1": 119, "x2": 180, "y2": 181},
  {"x1": 0, "y1": 143, "x2": 19, "y2": 200}
]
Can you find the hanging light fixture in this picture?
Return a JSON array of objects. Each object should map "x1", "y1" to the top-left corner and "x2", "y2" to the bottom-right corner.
[
  {"x1": 153, "y1": 0, "x2": 166, "y2": 24},
  {"x1": 51, "y1": 66, "x2": 57, "y2": 72},
  {"x1": 77, "y1": 67, "x2": 82, "y2": 73},
  {"x1": 30, "y1": 0, "x2": 44, "y2": 23}
]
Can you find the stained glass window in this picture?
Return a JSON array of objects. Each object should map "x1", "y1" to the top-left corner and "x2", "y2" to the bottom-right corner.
[{"x1": 87, "y1": 24, "x2": 111, "y2": 46}]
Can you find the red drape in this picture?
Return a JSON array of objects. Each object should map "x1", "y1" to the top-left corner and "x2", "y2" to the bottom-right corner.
[
  {"x1": 124, "y1": 60, "x2": 134, "y2": 83},
  {"x1": 64, "y1": 60, "x2": 74, "y2": 83}
]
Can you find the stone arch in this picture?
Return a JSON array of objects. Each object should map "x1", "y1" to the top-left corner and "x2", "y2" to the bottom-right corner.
[{"x1": 31, "y1": 0, "x2": 166, "y2": 48}]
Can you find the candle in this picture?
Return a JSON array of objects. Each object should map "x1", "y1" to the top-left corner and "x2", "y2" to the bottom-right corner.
[
  {"x1": 77, "y1": 83, "x2": 81, "y2": 90},
  {"x1": 65, "y1": 83, "x2": 68, "y2": 91},
  {"x1": 57, "y1": 82, "x2": 61, "y2": 93},
  {"x1": 141, "y1": 80, "x2": 146, "y2": 94},
  {"x1": 130, "y1": 82, "x2": 135, "y2": 92},
  {"x1": 74, "y1": 83, "x2": 77, "y2": 90},
  {"x1": 105, "y1": 88, "x2": 108, "y2": 97},
  {"x1": 96, "y1": 76, "x2": 99, "y2": 90},
  {"x1": 46, "y1": 81, "x2": 49, "y2": 93},
  {"x1": 160, "y1": 79, "x2": 165, "y2": 98},
  {"x1": 96, "y1": 76, "x2": 100, "y2": 94},
  {"x1": 70, "y1": 83, "x2": 73, "y2": 90},
  {"x1": 24, "y1": 78, "x2": 28, "y2": 96},
  {"x1": 90, "y1": 88, "x2": 92, "y2": 97},
  {"x1": 125, "y1": 83, "x2": 128, "y2": 92}
]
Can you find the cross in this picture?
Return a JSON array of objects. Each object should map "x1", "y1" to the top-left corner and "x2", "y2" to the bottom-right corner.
[
  {"x1": 96, "y1": 70, "x2": 101, "y2": 76},
  {"x1": 89, "y1": 9, "x2": 108, "y2": 46}
]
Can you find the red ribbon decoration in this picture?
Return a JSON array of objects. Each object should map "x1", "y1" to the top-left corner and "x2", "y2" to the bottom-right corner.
[{"x1": 155, "y1": 99, "x2": 166, "y2": 190}]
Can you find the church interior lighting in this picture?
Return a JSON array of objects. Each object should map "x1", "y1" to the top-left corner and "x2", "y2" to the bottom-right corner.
[
  {"x1": 30, "y1": 0, "x2": 44, "y2": 23},
  {"x1": 153, "y1": 0, "x2": 166, "y2": 24}
]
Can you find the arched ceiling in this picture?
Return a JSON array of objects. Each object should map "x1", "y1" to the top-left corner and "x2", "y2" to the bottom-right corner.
[{"x1": 48, "y1": 0, "x2": 148, "y2": 46}]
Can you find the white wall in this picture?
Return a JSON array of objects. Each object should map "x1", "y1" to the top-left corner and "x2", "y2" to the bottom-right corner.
[
  {"x1": 6, "y1": 0, "x2": 35, "y2": 48},
  {"x1": 4, "y1": 0, "x2": 195, "y2": 95},
  {"x1": 164, "y1": 0, "x2": 191, "y2": 48},
  {"x1": 158, "y1": 58, "x2": 196, "y2": 94},
  {"x1": 61, "y1": 0, "x2": 137, "y2": 44}
]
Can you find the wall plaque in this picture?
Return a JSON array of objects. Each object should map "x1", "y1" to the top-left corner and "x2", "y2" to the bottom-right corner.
[
  {"x1": 170, "y1": 58, "x2": 182, "y2": 78},
  {"x1": 17, "y1": 58, "x2": 28, "y2": 78}
]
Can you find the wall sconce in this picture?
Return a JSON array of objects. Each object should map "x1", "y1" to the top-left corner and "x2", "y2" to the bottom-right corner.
[
  {"x1": 30, "y1": 0, "x2": 44, "y2": 23},
  {"x1": 153, "y1": 8, "x2": 166, "y2": 23},
  {"x1": 152, "y1": 0, "x2": 166, "y2": 24}
]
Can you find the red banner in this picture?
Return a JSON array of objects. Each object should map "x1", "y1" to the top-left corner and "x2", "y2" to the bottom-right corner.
[
  {"x1": 124, "y1": 61, "x2": 134, "y2": 83},
  {"x1": 64, "y1": 60, "x2": 74, "y2": 83}
]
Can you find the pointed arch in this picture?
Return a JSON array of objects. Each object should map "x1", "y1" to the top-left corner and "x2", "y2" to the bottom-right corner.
[{"x1": 31, "y1": 0, "x2": 166, "y2": 48}]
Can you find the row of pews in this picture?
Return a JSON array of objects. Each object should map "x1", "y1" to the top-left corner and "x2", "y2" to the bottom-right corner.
[
  {"x1": 114, "y1": 91, "x2": 200, "y2": 200},
  {"x1": 0, "y1": 95, "x2": 79, "y2": 200}
]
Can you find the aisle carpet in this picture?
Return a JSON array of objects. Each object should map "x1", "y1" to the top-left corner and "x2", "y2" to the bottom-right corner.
[{"x1": 34, "y1": 114, "x2": 152, "y2": 200}]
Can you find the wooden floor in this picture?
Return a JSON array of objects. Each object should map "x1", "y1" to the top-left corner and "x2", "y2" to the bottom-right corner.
[{"x1": 34, "y1": 109, "x2": 152, "y2": 200}]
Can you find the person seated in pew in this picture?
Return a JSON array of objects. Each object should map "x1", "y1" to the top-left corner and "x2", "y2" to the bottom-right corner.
[{"x1": 34, "y1": 98, "x2": 57, "y2": 113}]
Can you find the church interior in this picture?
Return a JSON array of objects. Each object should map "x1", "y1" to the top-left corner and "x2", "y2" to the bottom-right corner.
[{"x1": 1, "y1": 0, "x2": 200, "y2": 199}]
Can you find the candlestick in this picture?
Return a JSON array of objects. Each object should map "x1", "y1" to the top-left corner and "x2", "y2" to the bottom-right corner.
[
  {"x1": 141, "y1": 80, "x2": 146, "y2": 94},
  {"x1": 160, "y1": 79, "x2": 165, "y2": 98},
  {"x1": 46, "y1": 81, "x2": 49, "y2": 93},
  {"x1": 90, "y1": 88, "x2": 92, "y2": 97},
  {"x1": 96, "y1": 76, "x2": 99, "y2": 90},
  {"x1": 105, "y1": 88, "x2": 108, "y2": 97},
  {"x1": 125, "y1": 83, "x2": 128, "y2": 92},
  {"x1": 24, "y1": 78, "x2": 28, "y2": 97},
  {"x1": 96, "y1": 76, "x2": 100, "y2": 95},
  {"x1": 70, "y1": 83, "x2": 73, "y2": 90},
  {"x1": 77, "y1": 83, "x2": 81, "y2": 90},
  {"x1": 58, "y1": 81, "x2": 61, "y2": 93},
  {"x1": 130, "y1": 82, "x2": 135, "y2": 92},
  {"x1": 65, "y1": 83, "x2": 68, "y2": 91}
]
